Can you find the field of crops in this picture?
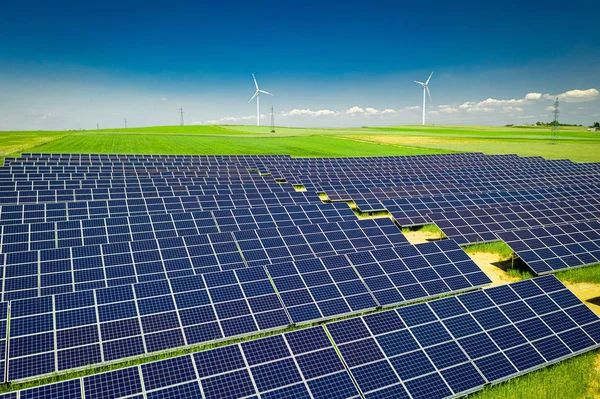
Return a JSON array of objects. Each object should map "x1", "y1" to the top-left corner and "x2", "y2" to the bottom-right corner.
[{"x1": 3, "y1": 124, "x2": 599, "y2": 162}]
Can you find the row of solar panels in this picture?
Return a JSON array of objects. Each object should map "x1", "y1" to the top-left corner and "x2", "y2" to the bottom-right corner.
[
  {"x1": 0, "y1": 218, "x2": 408, "y2": 301},
  {"x1": 1, "y1": 239, "x2": 489, "y2": 381},
  {"x1": 1, "y1": 157, "x2": 589, "y2": 181},
  {"x1": 0, "y1": 184, "x2": 297, "y2": 205},
  {"x1": 430, "y1": 197, "x2": 600, "y2": 245},
  {"x1": 0, "y1": 191, "x2": 323, "y2": 225},
  {"x1": 2, "y1": 159, "x2": 594, "y2": 182},
  {"x1": 384, "y1": 184, "x2": 600, "y2": 226},
  {"x1": 0, "y1": 202, "x2": 356, "y2": 253},
  {"x1": 2, "y1": 276, "x2": 599, "y2": 398},
  {"x1": 0, "y1": 176, "x2": 285, "y2": 191}
]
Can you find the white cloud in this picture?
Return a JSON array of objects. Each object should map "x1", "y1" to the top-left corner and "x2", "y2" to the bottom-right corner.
[
  {"x1": 502, "y1": 106, "x2": 523, "y2": 112},
  {"x1": 281, "y1": 108, "x2": 339, "y2": 117},
  {"x1": 439, "y1": 106, "x2": 458, "y2": 114},
  {"x1": 365, "y1": 107, "x2": 379, "y2": 115},
  {"x1": 345, "y1": 106, "x2": 365, "y2": 114},
  {"x1": 543, "y1": 88, "x2": 599, "y2": 103},
  {"x1": 525, "y1": 93, "x2": 542, "y2": 100},
  {"x1": 161, "y1": 97, "x2": 168, "y2": 101},
  {"x1": 467, "y1": 107, "x2": 494, "y2": 113},
  {"x1": 381, "y1": 109, "x2": 396, "y2": 114},
  {"x1": 429, "y1": 110, "x2": 440, "y2": 116},
  {"x1": 218, "y1": 114, "x2": 264, "y2": 122},
  {"x1": 459, "y1": 92, "x2": 543, "y2": 113},
  {"x1": 399, "y1": 105, "x2": 420, "y2": 112},
  {"x1": 545, "y1": 106, "x2": 555, "y2": 111}
]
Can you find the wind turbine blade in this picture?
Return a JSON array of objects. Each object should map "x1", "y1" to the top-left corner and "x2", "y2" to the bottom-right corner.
[
  {"x1": 259, "y1": 90, "x2": 274, "y2": 96},
  {"x1": 425, "y1": 71, "x2": 433, "y2": 85},
  {"x1": 414, "y1": 80, "x2": 425, "y2": 85},
  {"x1": 252, "y1": 74, "x2": 259, "y2": 90},
  {"x1": 248, "y1": 91, "x2": 258, "y2": 103},
  {"x1": 426, "y1": 86, "x2": 432, "y2": 102}
]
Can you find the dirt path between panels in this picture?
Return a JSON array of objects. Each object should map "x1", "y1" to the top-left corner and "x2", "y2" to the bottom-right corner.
[
  {"x1": 467, "y1": 252, "x2": 521, "y2": 287},
  {"x1": 402, "y1": 230, "x2": 443, "y2": 245}
]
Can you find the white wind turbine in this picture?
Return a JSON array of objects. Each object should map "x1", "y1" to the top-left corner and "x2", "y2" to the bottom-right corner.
[
  {"x1": 414, "y1": 71, "x2": 433, "y2": 125},
  {"x1": 248, "y1": 74, "x2": 274, "y2": 126}
]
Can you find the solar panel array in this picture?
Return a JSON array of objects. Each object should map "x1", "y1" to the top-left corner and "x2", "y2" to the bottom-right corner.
[
  {"x1": 429, "y1": 197, "x2": 600, "y2": 245},
  {"x1": 0, "y1": 152, "x2": 598, "y2": 397},
  {"x1": 498, "y1": 221, "x2": 600, "y2": 274},
  {"x1": 3, "y1": 276, "x2": 599, "y2": 398},
  {"x1": 326, "y1": 275, "x2": 600, "y2": 399}
]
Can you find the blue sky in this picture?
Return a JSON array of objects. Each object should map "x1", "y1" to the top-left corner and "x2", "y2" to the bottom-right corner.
[{"x1": 1, "y1": 0, "x2": 599, "y2": 129}]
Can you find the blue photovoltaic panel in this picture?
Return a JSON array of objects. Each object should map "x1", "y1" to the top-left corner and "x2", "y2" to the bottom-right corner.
[
  {"x1": 6, "y1": 266, "x2": 292, "y2": 381},
  {"x1": 0, "y1": 202, "x2": 357, "y2": 254},
  {"x1": 326, "y1": 275, "x2": 600, "y2": 399},
  {"x1": 498, "y1": 221, "x2": 600, "y2": 274},
  {"x1": 2, "y1": 153, "x2": 600, "y2": 397},
  {"x1": 429, "y1": 198, "x2": 600, "y2": 245},
  {"x1": 0, "y1": 218, "x2": 408, "y2": 301},
  {"x1": 6, "y1": 326, "x2": 360, "y2": 399},
  {"x1": 5, "y1": 276, "x2": 600, "y2": 399}
]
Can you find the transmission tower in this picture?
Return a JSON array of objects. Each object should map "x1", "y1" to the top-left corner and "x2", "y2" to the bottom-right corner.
[
  {"x1": 270, "y1": 106, "x2": 275, "y2": 133},
  {"x1": 179, "y1": 107, "x2": 185, "y2": 126},
  {"x1": 124, "y1": 118, "x2": 128, "y2": 128},
  {"x1": 551, "y1": 98, "x2": 559, "y2": 144}
]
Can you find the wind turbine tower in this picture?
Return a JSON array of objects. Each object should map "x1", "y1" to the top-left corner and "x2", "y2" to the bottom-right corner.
[
  {"x1": 248, "y1": 74, "x2": 274, "y2": 126},
  {"x1": 414, "y1": 72, "x2": 433, "y2": 125}
]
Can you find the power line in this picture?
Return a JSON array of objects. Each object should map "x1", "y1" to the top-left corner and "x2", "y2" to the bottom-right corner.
[
  {"x1": 179, "y1": 107, "x2": 185, "y2": 126},
  {"x1": 551, "y1": 98, "x2": 559, "y2": 144},
  {"x1": 270, "y1": 106, "x2": 275, "y2": 133}
]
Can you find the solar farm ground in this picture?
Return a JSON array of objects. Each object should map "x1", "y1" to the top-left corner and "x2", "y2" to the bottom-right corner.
[{"x1": 0, "y1": 125, "x2": 599, "y2": 398}]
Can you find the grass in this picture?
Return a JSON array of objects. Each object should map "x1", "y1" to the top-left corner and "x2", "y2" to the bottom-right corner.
[
  {"x1": 340, "y1": 125, "x2": 600, "y2": 162},
  {"x1": 22, "y1": 134, "x2": 449, "y2": 158},
  {"x1": 469, "y1": 350, "x2": 600, "y2": 399},
  {"x1": 463, "y1": 241, "x2": 515, "y2": 260},
  {"x1": 462, "y1": 241, "x2": 536, "y2": 280},
  {"x1": 555, "y1": 263, "x2": 600, "y2": 285},
  {"x1": 402, "y1": 224, "x2": 445, "y2": 237}
]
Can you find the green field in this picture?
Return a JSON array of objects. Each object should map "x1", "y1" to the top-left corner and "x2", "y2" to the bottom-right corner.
[
  {"x1": 2, "y1": 124, "x2": 599, "y2": 162},
  {"x1": 0, "y1": 124, "x2": 598, "y2": 398}
]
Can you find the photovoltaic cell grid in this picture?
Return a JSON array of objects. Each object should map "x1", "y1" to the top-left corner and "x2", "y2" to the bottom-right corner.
[
  {"x1": 4, "y1": 276, "x2": 600, "y2": 398},
  {"x1": 429, "y1": 197, "x2": 600, "y2": 245},
  {"x1": 4, "y1": 239, "x2": 488, "y2": 381},
  {"x1": 0, "y1": 202, "x2": 356, "y2": 253},
  {"x1": 0, "y1": 191, "x2": 323, "y2": 226},
  {"x1": 0, "y1": 327, "x2": 361, "y2": 399},
  {"x1": 0, "y1": 182, "x2": 300, "y2": 205},
  {"x1": 326, "y1": 275, "x2": 600, "y2": 399},
  {"x1": 0, "y1": 218, "x2": 407, "y2": 302},
  {"x1": 6, "y1": 267, "x2": 290, "y2": 381},
  {"x1": 383, "y1": 184, "x2": 600, "y2": 227},
  {"x1": 0, "y1": 152, "x2": 598, "y2": 393},
  {"x1": 497, "y1": 221, "x2": 600, "y2": 274}
]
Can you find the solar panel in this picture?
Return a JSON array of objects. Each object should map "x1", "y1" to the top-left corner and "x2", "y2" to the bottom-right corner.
[
  {"x1": 326, "y1": 275, "x2": 600, "y2": 398},
  {"x1": 4, "y1": 239, "x2": 489, "y2": 381},
  {"x1": 429, "y1": 198, "x2": 600, "y2": 245},
  {"x1": 5, "y1": 326, "x2": 361, "y2": 399},
  {"x1": 498, "y1": 221, "x2": 600, "y2": 274}
]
